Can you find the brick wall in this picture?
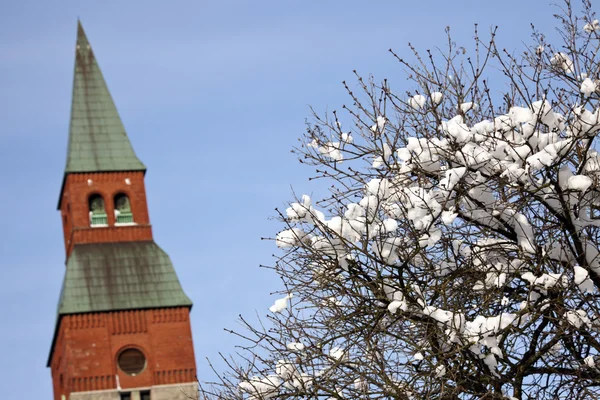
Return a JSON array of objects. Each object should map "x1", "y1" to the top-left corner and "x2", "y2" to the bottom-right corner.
[
  {"x1": 49, "y1": 307, "x2": 196, "y2": 400},
  {"x1": 59, "y1": 171, "x2": 153, "y2": 257}
]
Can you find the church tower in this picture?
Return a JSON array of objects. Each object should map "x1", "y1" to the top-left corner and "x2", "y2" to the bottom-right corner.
[{"x1": 48, "y1": 22, "x2": 198, "y2": 400}]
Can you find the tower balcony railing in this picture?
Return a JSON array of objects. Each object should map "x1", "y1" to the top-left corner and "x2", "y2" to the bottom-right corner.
[
  {"x1": 116, "y1": 212, "x2": 134, "y2": 224},
  {"x1": 90, "y1": 213, "x2": 108, "y2": 227}
]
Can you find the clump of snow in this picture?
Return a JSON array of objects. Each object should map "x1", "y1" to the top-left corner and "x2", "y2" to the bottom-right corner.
[
  {"x1": 526, "y1": 149, "x2": 557, "y2": 170},
  {"x1": 521, "y1": 272, "x2": 566, "y2": 289},
  {"x1": 581, "y1": 78, "x2": 597, "y2": 96},
  {"x1": 239, "y1": 375, "x2": 281, "y2": 399},
  {"x1": 573, "y1": 107, "x2": 600, "y2": 136},
  {"x1": 370, "y1": 115, "x2": 386, "y2": 135},
  {"x1": 514, "y1": 213, "x2": 536, "y2": 254},
  {"x1": 509, "y1": 106, "x2": 533, "y2": 125},
  {"x1": 472, "y1": 119, "x2": 494, "y2": 136},
  {"x1": 459, "y1": 102, "x2": 478, "y2": 113},
  {"x1": 574, "y1": 266, "x2": 589, "y2": 285},
  {"x1": 341, "y1": 132, "x2": 353, "y2": 143},
  {"x1": 382, "y1": 218, "x2": 398, "y2": 233},
  {"x1": 441, "y1": 210, "x2": 457, "y2": 225},
  {"x1": 483, "y1": 354, "x2": 499, "y2": 377},
  {"x1": 286, "y1": 195, "x2": 325, "y2": 224},
  {"x1": 276, "y1": 228, "x2": 307, "y2": 248},
  {"x1": 269, "y1": 293, "x2": 293, "y2": 313},
  {"x1": 431, "y1": 92, "x2": 443, "y2": 105},
  {"x1": 584, "y1": 355, "x2": 596, "y2": 367},
  {"x1": 372, "y1": 237, "x2": 405, "y2": 265},
  {"x1": 551, "y1": 52, "x2": 575, "y2": 73},
  {"x1": 286, "y1": 342, "x2": 305, "y2": 351},
  {"x1": 573, "y1": 266, "x2": 595, "y2": 293},
  {"x1": 422, "y1": 306, "x2": 454, "y2": 324},
  {"x1": 531, "y1": 99, "x2": 564, "y2": 129},
  {"x1": 441, "y1": 116, "x2": 471, "y2": 143},
  {"x1": 276, "y1": 359, "x2": 297, "y2": 380},
  {"x1": 536, "y1": 45, "x2": 544, "y2": 55},
  {"x1": 567, "y1": 175, "x2": 593, "y2": 191},
  {"x1": 372, "y1": 143, "x2": 393, "y2": 168},
  {"x1": 366, "y1": 178, "x2": 390, "y2": 200},
  {"x1": 434, "y1": 364, "x2": 446, "y2": 377},
  {"x1": 565, "y1": 309, "x2": 591, "y2": 329},
  {"x1": 400, "y1": 187, "x2": 442, "y2": 231},
  {"x1": 464, "y1": 313, "x2": 517, "y2": 338},
  {"x1": 439, "y1": 167, "x2": 466, "y2": 191},
  {"x1": 388, "y1": 299, "x2": 407, "y2": 313},
  {"x1": 319, "y1": 142, "x2": 343, "y2": 162},
  {"x1": 329, "y1": 346, "x2": 347, "y2": 361},
  {"x1": 409, "y1": 94, "x2": 426, "y2": 110},
  {"x1": 584, "y1": 19, "x2": 600, "y2": 33},
  {"x1": 354, "y1": 378, "x2": 367, "y2": 391}
]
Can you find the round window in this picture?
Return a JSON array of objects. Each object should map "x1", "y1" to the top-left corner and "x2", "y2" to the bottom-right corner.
[{"x1": 117, "y1": 348, "x2": 146, "y2": 376}]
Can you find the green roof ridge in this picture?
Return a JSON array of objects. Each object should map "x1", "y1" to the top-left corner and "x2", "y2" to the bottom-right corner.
[{"x1": 64, "y1": 21, "x2": 146, "y2": 174}]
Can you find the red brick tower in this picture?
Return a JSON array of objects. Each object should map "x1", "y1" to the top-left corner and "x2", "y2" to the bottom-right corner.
[{"x1": 48, "y1": 22, "x2": 198, "y2": 400}]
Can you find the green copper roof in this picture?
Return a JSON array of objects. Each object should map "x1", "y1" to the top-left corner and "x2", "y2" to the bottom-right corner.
[
  {"x1": 48, "y1": 240, "x2": 192, "y2": 365},
  {"x1": 64, "y1": 21, "x2": 146, "y2": 174},
  {"x1": 57, "y1": 241, "x2": 193, "y2": 314}
]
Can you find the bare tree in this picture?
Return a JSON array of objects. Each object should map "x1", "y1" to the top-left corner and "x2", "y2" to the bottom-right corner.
[{"x1": 202, "y1": 1, "x2": 600, "y2": 399}]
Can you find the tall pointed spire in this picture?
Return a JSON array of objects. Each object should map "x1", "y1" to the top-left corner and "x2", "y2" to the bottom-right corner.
[{"x1": 64, "y1": 21, "x2": 146, "y2": 174}]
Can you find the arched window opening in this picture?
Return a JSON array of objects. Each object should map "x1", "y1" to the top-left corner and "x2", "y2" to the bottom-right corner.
[
  {"x1": 114, "y1": 193, "x2": 134, "y2": 224},
  {"x1": 88, "y1": 194, "x2": 108, "y2": 227}
]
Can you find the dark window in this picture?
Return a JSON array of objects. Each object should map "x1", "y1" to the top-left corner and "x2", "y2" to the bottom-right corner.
[
  {"x1": 88, "y1": 194, "x2": 107, "y2": 226},
  {"x1": 114, "y1": 193, "x2": 134, "y2": 224},
  {"x1": 89, "y1": 194, "x2": 105, "y2": 214},
  {"x1": 120, "y1": 393, "x2": 131, "y2": 400},
  {"x1": 117, "y1": 348, "x2": 146, "y2": 376},
  {"x1": 141, "y1": 390, "x2": 151, "y2": 400}
]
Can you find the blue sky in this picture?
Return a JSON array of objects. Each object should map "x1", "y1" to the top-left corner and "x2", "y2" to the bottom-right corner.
[{"x1": 0, "y1": 0, "x2": 565, "y2": 397}]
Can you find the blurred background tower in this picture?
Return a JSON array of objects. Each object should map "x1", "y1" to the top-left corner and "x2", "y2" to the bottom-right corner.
[{"x1": 47, "y1": 22, "x2": 198, "y2": 400}]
